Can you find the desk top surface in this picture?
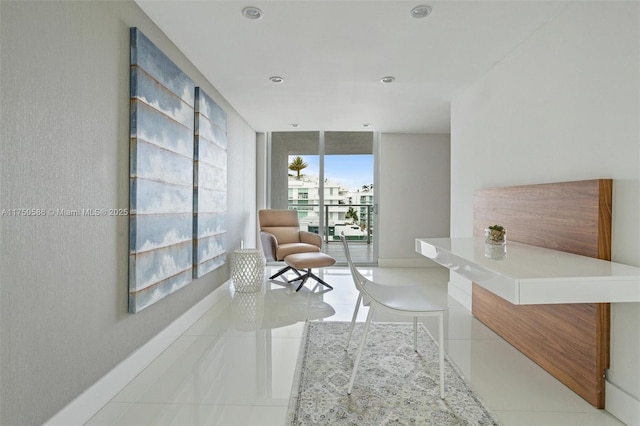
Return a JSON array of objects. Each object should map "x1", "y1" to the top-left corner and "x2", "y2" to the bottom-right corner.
[{"x1": 416, "y1": 238, "x2": 640, "y2": 304}]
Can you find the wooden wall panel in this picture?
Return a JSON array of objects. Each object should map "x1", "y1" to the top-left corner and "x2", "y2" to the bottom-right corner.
[
  {"x1": 472, "y1": 179, "x2": 612, "y2": 408},
  {"x1": 473, "y1": 179, "x2": 612, "y2": 259}
]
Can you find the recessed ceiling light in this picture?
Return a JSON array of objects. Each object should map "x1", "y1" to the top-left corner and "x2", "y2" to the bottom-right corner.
[
  {"x1": 269, "y1": 76, "x2": 284, "y2": 83},
  {"x1": 242, "y1": 6, "x2": 263, "y2": 20},
  {"x1": 362, "y1": 123, "x2": 372, "y2": 128},
  {"x1": 380, "y1": 76, "x2": 395, "y2": 84},
  {"x1": 410, "y1": 5, "x2": 432, "y2": 19},
  {"x1": 291, "y1": 123, "x2": 299, "y2": 128}
]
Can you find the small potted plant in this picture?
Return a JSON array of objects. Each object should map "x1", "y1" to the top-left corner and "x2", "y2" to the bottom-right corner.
[{"x1": 485, "y1": 224, "x2": 506, "y2": 245}]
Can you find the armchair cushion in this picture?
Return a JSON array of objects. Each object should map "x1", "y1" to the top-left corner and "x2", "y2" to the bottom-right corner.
[{"x1": 261, "y1": 226, "x2": 300, "y2": 245}]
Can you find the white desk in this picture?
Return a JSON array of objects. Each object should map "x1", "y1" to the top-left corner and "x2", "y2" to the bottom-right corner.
[{"x1": 416, "y1": 238, "x2": 640, "y2": 305}]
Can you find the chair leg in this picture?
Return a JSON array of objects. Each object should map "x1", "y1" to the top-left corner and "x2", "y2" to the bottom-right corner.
[
  {"x1": 438, "y1": 311, "x2": 445, "y2": 399},
  {"x1": 345, "y1": 293, "x2": 363, "y2": 351},
  {"x1": 347, "y1": 305, "x2": 375, "y2": 395},
  {"x1": 413, "y1": 317, "x2": 418, "y2": 352},
  {"x1": 269, "y1": 265, "x2": 299, "y2": 280}
]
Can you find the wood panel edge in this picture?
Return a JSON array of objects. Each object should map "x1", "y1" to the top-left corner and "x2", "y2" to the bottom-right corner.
[{"x1": 598, "y1": 179, "x2": 613, "y2": 261}]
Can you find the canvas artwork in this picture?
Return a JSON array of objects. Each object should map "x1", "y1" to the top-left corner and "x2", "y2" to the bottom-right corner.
[
  {"x1": 193, "y1": 88, "x2": 228, "y2": 278},
  {"x1": 129, "y1": 28, "x2": 195, "y2": 313}
]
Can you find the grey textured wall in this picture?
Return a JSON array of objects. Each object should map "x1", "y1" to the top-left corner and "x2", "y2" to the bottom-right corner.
[{"x1": 0, "y1": 1, "x2": 256, "y2": 424}]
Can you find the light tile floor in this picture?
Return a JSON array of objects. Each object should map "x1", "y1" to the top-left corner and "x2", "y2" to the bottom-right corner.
[{"x1": 88, "y1": 266, "x2": 624, "y2": 425}]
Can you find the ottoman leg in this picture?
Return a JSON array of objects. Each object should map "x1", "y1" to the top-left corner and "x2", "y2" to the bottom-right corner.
[
  {"x1": 287, "y1": 271, "x2": 306, "y2": 284},
  {"x1": 290, "y1": 269, "x2": 333, "y2": 292},
  {"x1": 308, "y1": 271, "x2": 333, "y2": 290},
  {"x1": 294, "y1": 271, "x2": 311, "y2": 291}
]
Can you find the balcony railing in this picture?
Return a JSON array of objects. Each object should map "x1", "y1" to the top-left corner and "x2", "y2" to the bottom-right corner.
[{"x1": 287, "y1": 203, "x2": 373, "y2": 245}]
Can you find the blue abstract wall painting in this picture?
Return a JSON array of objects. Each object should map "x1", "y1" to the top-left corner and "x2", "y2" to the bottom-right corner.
[
  {"x1": 129, "y1": 28, "x2": 194, "y2": 313},
  {"x1": 193, "y1": 87, "x2": 227, "y2": 278}
]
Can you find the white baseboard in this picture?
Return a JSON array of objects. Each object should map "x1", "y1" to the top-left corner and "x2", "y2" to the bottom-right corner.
[
  {"x1": 606, "y1": 380, "x2": 640, "y2": 426},
  {"x1": 44, "y1": 281, "x2": 231, "y2": 426}
]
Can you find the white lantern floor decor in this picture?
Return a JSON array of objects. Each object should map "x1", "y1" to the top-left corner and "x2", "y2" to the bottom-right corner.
[{"x1": 231, "y1": 248, "x2": 265, "y2": 293}]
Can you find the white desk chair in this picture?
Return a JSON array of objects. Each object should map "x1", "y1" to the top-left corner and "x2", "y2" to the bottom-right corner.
[{"x1": 339, "y1": 234, "x2": 446, "y2": 398}]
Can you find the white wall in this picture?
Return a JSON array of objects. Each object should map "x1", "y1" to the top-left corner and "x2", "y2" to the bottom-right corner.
[
  {"x1": 378, "y1": 133, "x2": 450, "y2": 266},
  {"x1": 0, "y1": 1, "x2": 256, "y2": 424},
  {"x1": 451, "y1": 2, "x2": 639, "y2": 423}
]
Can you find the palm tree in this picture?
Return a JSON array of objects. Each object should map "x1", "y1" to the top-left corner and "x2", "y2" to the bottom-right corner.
[
  {"x1": 288, "y1": 156, "x2": 308, "y2": 179},
  {"x1": 345, "y1": 207, "x2": 358, "y2": 223}
]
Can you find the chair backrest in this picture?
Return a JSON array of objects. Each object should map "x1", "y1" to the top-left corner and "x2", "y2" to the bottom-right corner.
[
  {"x1": 259, "y1": 209, "x2": 301, "y2": 244},
  {"x1": 339, "y1": 234, "x2": 367, "y2": 292},
  {"x1": 340, "y1": 234, "x2": 444, "y2": 316}
]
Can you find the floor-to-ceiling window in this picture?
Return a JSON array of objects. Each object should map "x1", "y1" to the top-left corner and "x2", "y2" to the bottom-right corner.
[{"x1": 268, "y1": 131, "x2": 376, "y2": 264}]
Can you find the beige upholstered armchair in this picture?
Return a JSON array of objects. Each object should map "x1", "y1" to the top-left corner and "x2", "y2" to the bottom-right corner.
[{"x1": 258, "y1": 209, "x2": 322, "y2": 280}]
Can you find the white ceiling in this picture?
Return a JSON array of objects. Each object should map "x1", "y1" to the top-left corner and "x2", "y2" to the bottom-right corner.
[{"x1": 136, "y1": 0, "x2": 569, "y2": 133}]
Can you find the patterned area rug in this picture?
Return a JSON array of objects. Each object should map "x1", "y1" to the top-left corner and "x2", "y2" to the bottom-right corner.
[{"x1": 287, "y1": 321, "x2": 499, "y2": 425}]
